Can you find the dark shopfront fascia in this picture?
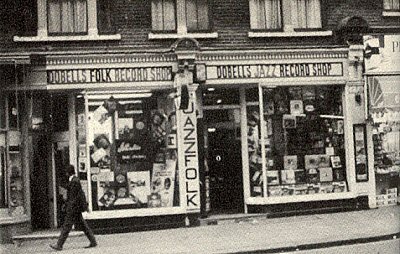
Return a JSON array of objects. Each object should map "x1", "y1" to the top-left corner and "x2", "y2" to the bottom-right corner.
[
  {"x1": 1, "y1": 53, "x2": 203, "y2": 236},
  {"x1": 197, "y1": 47, "x2": 377, "y2": 215}
]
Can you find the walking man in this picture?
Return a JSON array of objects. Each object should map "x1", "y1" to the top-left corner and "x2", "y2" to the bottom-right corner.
[{"x1": 50, "y1": 165, "x2": 97, "y2": 251}]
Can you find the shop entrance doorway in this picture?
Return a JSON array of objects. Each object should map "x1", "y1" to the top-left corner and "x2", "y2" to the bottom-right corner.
[
  {"x1": 29, "y1": 93, "x2": 70, "y2": 230},
  {"x1": 203, "y1": 87, "x2": 243, "y2": 214},
  {"x1": 206, "y1": 123, "x2": 243, "y2": 214},
  {"x1": 52, "y1": 132, "x2": 69, "y2": 228},
  {"x1": 30, "y1": 133, "x2": 51, "y2": 230}
]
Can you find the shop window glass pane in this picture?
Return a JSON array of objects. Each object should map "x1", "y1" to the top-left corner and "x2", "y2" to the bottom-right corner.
[
  {"x1": 83, "y1": 91, "x2": 179, "y2": 211},
  {"x1": 0, "y1": 95, "x2": 6, "y2": 129},
  {"x1": 372, "y1": 122, "x2": 400, "y2": 196},
  {"x1": 203, "y1": 88, "x2": 240, "y2": 106},
  {"x1": 261, "y1": 86, "x2": 348, "y2": 197},
  {"x1": 0, "y1": 145, "x2": 6, "y2": 208},
  {"x1": 8, "y1": 94, "x2": 20, "y2": 130},
  {"x1": 245, "y1": 88, "x2": 264, "y2": 197},
  {"x1": 9, "y1": 151, "x2": 25, "y2": 215}
]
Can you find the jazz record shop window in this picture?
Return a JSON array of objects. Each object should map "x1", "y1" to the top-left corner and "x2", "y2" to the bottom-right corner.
[
  {"x1": 245, "y1": 85, "x2": 348, "y2": 198},
  {"x1": 76, "y1": 91, "x2": 180, "y2": 211}
]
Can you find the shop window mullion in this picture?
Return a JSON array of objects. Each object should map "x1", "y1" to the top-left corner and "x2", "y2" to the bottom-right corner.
[
  {"x1": 84, "y1": 93, "x2": 93, "y2": 212},
  {"x1": 258, "y1": 85, "x2": 268, "y2": 197}
]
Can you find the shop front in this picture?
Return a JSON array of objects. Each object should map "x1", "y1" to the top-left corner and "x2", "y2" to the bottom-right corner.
[
  {"x1": 364, "y1": 34, "x2": 400, "y2": 207},
  {"x1": 197, "y1": 47, "x2": 376, "y2": 214},
  {"x1": 1, "y1": 52, "x2": 202, "y2": 237}
]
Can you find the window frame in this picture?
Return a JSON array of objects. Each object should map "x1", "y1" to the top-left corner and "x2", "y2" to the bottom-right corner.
[
  {"x1": 249, "y1": 0, "x2": 332, "y2": 37},
  {"x1": 47, "y1": 0, "x2": 89, "y2": 36},
  {"x1": 13, "y1": 0, "x2": 120, "y2": 42},
  {"x1": 383, "y1": 0, "x2": 400, "y2": 16},
  {"x1": 149, "y1": 0, "x2": 218, "y2": 39}
]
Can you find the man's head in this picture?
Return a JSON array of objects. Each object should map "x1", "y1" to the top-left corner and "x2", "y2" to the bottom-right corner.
[{"x1": 66, "y1": 165, "x2": 76, "y2": 177}]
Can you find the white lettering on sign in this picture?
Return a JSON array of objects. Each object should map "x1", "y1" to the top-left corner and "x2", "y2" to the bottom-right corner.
[
  {"x1": 178, "y1": 99, "x2": 200, "y2": 212},
  {"x1": 206, "y1": 63, "x2": 343, "y2": 80},
  {"x1": 47, "y1": 67, "x2": 173, "y2": 84}
]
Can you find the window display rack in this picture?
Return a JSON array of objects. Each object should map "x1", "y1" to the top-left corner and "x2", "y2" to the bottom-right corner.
[{"x1": 245, "y1": 85, "x2": 352, "y2": 204}]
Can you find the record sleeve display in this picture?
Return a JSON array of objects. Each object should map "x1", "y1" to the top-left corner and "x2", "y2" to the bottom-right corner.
[
  {"x1": 79, "y1": 92, "x2": 180, "y2": 211},
  {"x1": 248, "y1": 86, "x2": 349, "y2": 197}
]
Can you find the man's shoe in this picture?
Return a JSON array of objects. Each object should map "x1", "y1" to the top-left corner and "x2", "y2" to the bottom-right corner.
[
  {"x1": 84, "y1": 242, "x2": 97, "y2": 249},
  {"x1": 50, "y1": 244, "x2": 62, "y2": 251}
]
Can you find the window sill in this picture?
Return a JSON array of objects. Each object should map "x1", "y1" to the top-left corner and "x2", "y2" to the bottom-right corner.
[
  {"x1": 248, "y1": 30, "x2": 332, "y2": 38},
  {"x1": 148, "y1": 32, "x2": 218, "y2": 40},
  {"x1": 382, "y1": 11, "x2": 400, "y2": 17},
  {"x1": 13, "y1": 34, "x2": 121, "y2": 42}
]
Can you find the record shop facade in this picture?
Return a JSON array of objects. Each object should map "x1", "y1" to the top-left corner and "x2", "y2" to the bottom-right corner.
[{"x1": 0, "y1": 43, "x2": 378, "y2": 240}]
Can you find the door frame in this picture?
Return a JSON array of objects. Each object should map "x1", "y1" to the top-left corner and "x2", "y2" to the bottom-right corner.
[
  {"x1": 50, "y1": 131, "x2": 69, "y2": 228},
  {"x1": 203, "y1": 103, "x2": 245, "y2": 213}
]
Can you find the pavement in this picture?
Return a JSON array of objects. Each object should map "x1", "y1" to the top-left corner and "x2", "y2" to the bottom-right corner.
[{"x1": 1, "y1": 206, "x2": 399, "y2": 254}]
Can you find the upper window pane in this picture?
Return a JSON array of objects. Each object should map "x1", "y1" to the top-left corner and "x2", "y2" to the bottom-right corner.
[
  {"x1": 384, "y1": 0, "x2": 400, "y2": 10},
  {"x1": 292, "y1": 0, "x2": 321, "y2": 29},
  {"x1": 250, "y1": 0, "x2": 282, "y2": 30},
  {"x1": 186, "y1": 0, "x2": 210, "y2": 32},
  {"x1": 48, "y1": 0, "x2": 88, "y2": 35},
  {"x1": 152, "y1": 0, "x2": 177, "y2": 31}
]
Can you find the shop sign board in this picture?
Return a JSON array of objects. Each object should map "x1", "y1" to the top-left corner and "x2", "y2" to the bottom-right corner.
[
  {"x1": 363, "y1": 34, "x2": 400, "y2": 74},
  {"x1": 47, "y1": 66, "x2": 173, "y2": 84},
  {"x1": 177, "y1": 97, "x2": 200, "y2": 212},
  {"x1": 206, "y1": 62, "x2": 343, "y2": 80}
]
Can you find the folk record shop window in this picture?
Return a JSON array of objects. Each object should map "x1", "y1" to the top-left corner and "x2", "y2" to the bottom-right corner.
[
  {"x1": 77, "y1": 91, "x2": 180, "y2": 211},
  {"x1": 151, "y1": 0, "x2": 210, "y2": 32},
  {"x1": 246, "y1": 86, "x2": 348, "y2": 197},
  {"x1": 47, "y1": 0, "x2": 88, "y2": 35},
  {"x1": 250, "y1": 0, "x2": 321, "y2": 31}
]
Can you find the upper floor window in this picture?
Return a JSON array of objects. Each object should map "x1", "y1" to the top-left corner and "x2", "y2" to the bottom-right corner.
[
  {"x1": 384, "y1": 0, "x2": 400, "y2": 10},
  {"x1": 292, "y1": 0, "x2": 321, "y2": 30},
  {"x1": 48, "y1": 0, "x2": 88, "y2": 35},
  {"x1": 249, "y1": 0, "x2": 330, "y2": 37},
  {"x1": 250, "y1": 0, "x2": 282, "y2": 30},
  {"x1": 150, "y1": 0, "x2": 216, "y2": 39},
  {"x1": 383, "y1": 0, "x2": 400, "y2": 16},
  {"x1": 13, "y1": 0, "x2": 120, "y2": 42}
]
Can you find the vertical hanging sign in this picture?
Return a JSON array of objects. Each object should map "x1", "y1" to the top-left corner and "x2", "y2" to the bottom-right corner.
[{"x1": 177, "y1": 77, "x2": 200, "y2": 212}]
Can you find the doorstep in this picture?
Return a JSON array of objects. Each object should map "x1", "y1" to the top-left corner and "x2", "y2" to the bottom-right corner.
[{"x1": 12, "y1": 229, "x2": 84, "y2": 246}]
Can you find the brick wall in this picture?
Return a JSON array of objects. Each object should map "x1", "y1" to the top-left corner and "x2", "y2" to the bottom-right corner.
[{"x1": 0, "y1": 0, "x2": 398, "y2": 52}]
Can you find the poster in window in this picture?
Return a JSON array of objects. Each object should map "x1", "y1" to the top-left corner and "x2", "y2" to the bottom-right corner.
[
  {"x1": 127, "y1": 171, "x2": 151, "y2": 205},
  {"x1": 116, "y1": 139, "x2": 147, "y2": 163},
  {"x1": 353, "y1": 124, "x2": 368, "y2": 182},
  {"x1": 151, "y1": 159, "x2": 176, "y2": 207}
]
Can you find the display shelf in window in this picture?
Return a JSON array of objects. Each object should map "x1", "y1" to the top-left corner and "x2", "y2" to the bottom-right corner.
[
  {"x1": 8, "y1": 151, "x2": 25, "y2": 216},
  {"x1": 259, "y1": 85, "x2": 348, "y2": 198}
]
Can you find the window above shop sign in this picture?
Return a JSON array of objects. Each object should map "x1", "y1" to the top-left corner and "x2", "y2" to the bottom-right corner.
[
  {"x1": 149, "y1": 0, "x2": 218, "y2": 39},
  {"x1": 383, "y1": 0, "x2": 400, "y2": 16},
  {"x1": 14, "y1": 0, "x2": 121, "y2": 42},
  {"x1": 248, "y1": 0, "x2": 332, "y2": 37}
]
